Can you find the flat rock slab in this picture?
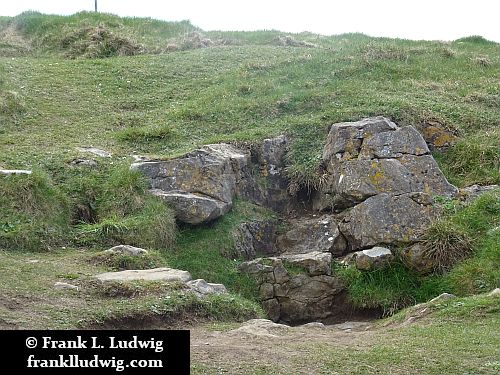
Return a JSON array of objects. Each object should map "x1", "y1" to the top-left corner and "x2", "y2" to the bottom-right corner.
[
  {"x1": 95, "y1": 267, "x2": 192, "y2": 283},
  {"x1": 0, "y1": 169, "x2": 32, "y2": 175},
  {"x1": 280, "y1": 251, "x2": 332, "y2": 276},
  {"x1": 230, "y1": 319, "x2": 291, "y2": 338}
]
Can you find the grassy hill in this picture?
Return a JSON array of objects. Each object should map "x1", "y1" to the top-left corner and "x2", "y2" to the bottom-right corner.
[{"x1": 0, "y1": 11, "x2": 499, "y2": 342}]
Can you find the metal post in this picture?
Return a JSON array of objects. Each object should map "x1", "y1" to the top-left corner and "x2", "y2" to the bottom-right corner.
[{"x1": 95, "y1": 0, "x2": 98, "y2": 12}]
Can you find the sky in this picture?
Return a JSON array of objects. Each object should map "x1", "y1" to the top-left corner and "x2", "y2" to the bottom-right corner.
[{"x1": 0, "y1": 0, "x2": 499, "y2": 42}]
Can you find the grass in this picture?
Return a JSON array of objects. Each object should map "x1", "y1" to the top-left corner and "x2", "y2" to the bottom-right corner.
[
  {"x1": 316, "y1": 296, "x2": 499, "y2": 375},
  {"x1": 337, "y1": 191, "x2": 500, "y2": 312},
  {"x1": 0, "y1": 12, "x2": 498, "y2": 340},
  {"x1": 163, "y1": 200, "x2": 276, "y2": 301}
]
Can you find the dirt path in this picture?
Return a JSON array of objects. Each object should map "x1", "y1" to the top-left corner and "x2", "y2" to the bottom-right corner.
[{"x1": 190, "y1": 320, "x2": 378, "y2": 374}]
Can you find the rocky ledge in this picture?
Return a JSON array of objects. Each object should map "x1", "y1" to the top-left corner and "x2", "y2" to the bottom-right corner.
[{"x1": 131, "y1": 116, "x2": 470, "y2": 323}]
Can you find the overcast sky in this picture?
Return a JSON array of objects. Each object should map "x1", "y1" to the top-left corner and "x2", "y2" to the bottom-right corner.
[{"x1": 1, "y1": 0, "x2": 499, "y2": 42}]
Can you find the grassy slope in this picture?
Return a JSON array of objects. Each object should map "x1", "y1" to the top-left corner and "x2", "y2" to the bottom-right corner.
[{"x1": 0, "y1": 12, "x2": 499, "y2": 338}]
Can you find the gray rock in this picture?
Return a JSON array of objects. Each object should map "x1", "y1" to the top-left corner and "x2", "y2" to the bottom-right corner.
[
  {"x1": 340, "y1": 193, "x2": 438, "y2": 251},
  {"x1": 54, "y1": 282, "x2": 79, "y2": 291},
  {"x1": 262, "y1": 299, "x2": 281, "y2": 322},
  {"x1": 186, "y1": 279, "x2": 227, "y2": 296},
  {"x1": 320, "y1": 117, "x2": 457, "y2": 209},
  {"x1": 77, "y1": 147, "x2": 112, "y2": 158},
  {"x1": 240, "y1": 256, "x2": 344, "y2": 324},
  {"x1": 359, "y1": 126, "x2": 430, "y2": 159},
  {"x1": 231, "y1": 319, "x2": 289, "y2": 336},
  {"x1": 233, "y1": 220, "x2": 278, "y2": 260},
  {"x1": 0, "y1": 169, "x2": 32, "y2": 175},
  {"x1": 354, "y1": 247, "x2": 394, "y2": 271},
  {"x1": 281, "y1": 251, "x2": 332, "y2": 276},
  {"x1": 277, "y1": 215, "x2": 347, "y2": 256},
  {"x1": 131, "y1": 144, "x2": 247, "y2": 224},
  {"x1": 95, "y1": 267, "x2": 192, "y2": 282},
  {"x1": 323, "y1": 116, "x2": 397, "y2": 162},
  {"x1": 460, "y1": 185, "x2": 498, "y2": 203},
  {"x1": 104, "y1": 245, "x2": 148, "y2": 256},
  {"x1": 151, "y1": 189, "x2": 231, "y2": 225},
  {"x1": 488, "y1": 288, "x2": 500, "y2": 297},
  {"x1": 259, "y1": 283, "x2": 275, "y2": 300},
  {"x1": 401, "y1": 242, "x2": 435, "y2": 274},
  {"x1": 429, "y1": 293, "x2": 456, "y2": 303}
]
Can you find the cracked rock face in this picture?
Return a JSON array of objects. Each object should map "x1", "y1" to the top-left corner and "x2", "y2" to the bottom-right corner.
[
  {"x1": 319, "y1": 116, "x2": 458, "y2": 209},
  {"x1": 340, "y1": 192, "x2": 438, "y2": 251},
  {"x1": 240, "y1": 256, "x2": 344, "y2": 324},
  {"x1": 276, "y1": 215, "x2": 347, "y2": 256},
  {"x1": 131, "y1": 138, "x2": 291, "y2": 225}
]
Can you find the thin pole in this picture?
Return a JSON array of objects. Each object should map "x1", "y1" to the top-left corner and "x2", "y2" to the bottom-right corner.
[{"x1": 95, "y1": 0, "x2": 97, "y2": 12}]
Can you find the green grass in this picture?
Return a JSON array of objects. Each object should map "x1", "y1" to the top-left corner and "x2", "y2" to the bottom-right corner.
[
  {"x1": 338, "y1": 191, "x2": 500, "y2": 312},
  {"x1": 163, "y1": 200, "x2": 276, "y2": 301},
  {"x1": 0, "y1": 12, "x2": 498, "y2": 336}
]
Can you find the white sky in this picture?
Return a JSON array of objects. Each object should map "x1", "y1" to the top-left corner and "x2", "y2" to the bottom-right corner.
[{"x1": 0, "y1": 0, "x2": 499, "y2": 42}]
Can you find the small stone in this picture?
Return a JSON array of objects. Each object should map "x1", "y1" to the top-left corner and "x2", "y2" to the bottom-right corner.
[
  {"x1": 104, "y1": 245, "x2": 148, "y2": 256},
  {"x1": 354, "y1": 247, "x2": 394, "y2": 271},
  {"x1": 77, "y1": 147, "x2": 112, "y2": 158},
  {"x1": 186, "y1": 279, "x2": 227, "y2": 296},
  {"x1": 487, "y1": 288, "x2": 500, "y2": 297},
  {"x1": 429, "y1": 293, "x2": 456, "y2": 303},
  {"x1": 54, "y1": 282, "x2": 79, "y2": 291}
]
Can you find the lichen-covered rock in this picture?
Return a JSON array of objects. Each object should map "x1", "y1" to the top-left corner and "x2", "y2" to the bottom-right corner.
[
  {"x1": 353, "y1": 247, "x2": 394, "y2": 271},
  {"x1": 319, "y1": 117, "x2": 457, "y2": 209},
  {"x1": 151, "y1": 189, "x2": 230, "y2": 225},
  {"x1": 340, "y1": 193, "x2": 438, "y2": 251},
  {"x1": 401, "y1": 242, "x2": 436, "y2": 274},
  {"x1": 281, "y1": 251, "x2": 332, "y2": 276},
  {"x1": 277, "y1": 215, "x2": 347, "y2": 256},
  {"x1": 233, "y1": 220, "x2": 278, "y2": 259},
  {"x1": 95, "y1": 267, "x2": 192, "y2": 283},
  {"x1": 460, "y1": 185, "x2": 498, "y2": 203},
  {"x1": 104, "y1": 245, "x2": 148, "y2": 256},
  {"x1": 186, "y1": 279, "x2": 227, "y2": 296},
  {"x1": 236, "y1": 136, "x2": 291, "y2": 212}
]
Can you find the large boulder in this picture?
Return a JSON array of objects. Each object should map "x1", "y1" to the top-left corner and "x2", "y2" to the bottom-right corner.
[
  {"x1": 131, "y1": 144, "x2": 248, "y2": 224},
  {"x1": 319, "y1": 117, "x2": 457, "y2": 209},
  {"x1": 339, "y1": 193, "x2": 438, "y2": 251},
  {"x1": 276, "y1": 215, "x2": 347, "y2": 256}
]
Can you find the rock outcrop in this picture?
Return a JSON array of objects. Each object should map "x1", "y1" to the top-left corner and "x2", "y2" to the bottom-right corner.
[
  {"x1": 240, "y1": 256, "x2": 344, "y2": 323},
  {"x1": 339, "y1": 192, "x2": 438, "y2": 250},
  {"x1": 276, "y1": 215, "x2": 347, "y2": 256},
  {"x1": 132, "y1": 137, "x2": 291, "y2": 224},
  {"x1": 318, "y1": 116, "x2": 457, "y2": 210}
]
